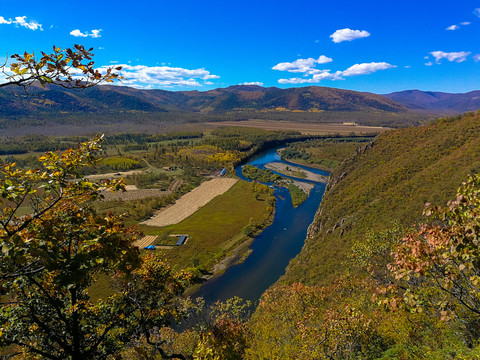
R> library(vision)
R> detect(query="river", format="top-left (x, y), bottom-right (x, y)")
top-left (194, 147), bottom-right (328, 304)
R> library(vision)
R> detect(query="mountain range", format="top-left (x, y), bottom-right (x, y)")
top-left (1, 84), bottom-right (479, 125)
top-left (0, 84), bottom-right (406, 116)
top-left (383, 89), bottom-right (480, 112)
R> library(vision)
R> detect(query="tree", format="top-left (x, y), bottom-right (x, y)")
top-left (193, 297), bottom-right (252, 360)
top-left (0, 44), bottom-right (122, 91)
top-left (0, 137), bottom-right (196, 359)
top-left (383, 174), bottom-right (480, 342)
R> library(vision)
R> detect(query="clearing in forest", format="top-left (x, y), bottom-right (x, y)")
top-left (141, 178), bottom-right (238, 227)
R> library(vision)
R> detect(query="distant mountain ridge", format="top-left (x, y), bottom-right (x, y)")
top-left (0, 84), bottom-right (406, 117)
top-left (2, 84), bottom-right (479, 128)
top-left (383, 89), bottom-right (480, 112)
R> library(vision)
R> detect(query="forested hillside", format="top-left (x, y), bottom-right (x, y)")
top-left (0, 84), bottom-right (405, 115)
top-left (283, 110), bottom-right (480, 286)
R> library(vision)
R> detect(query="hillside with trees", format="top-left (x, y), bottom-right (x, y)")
top-left (283, 110), bottom-right (480, 286)
top-left (242, 110), bottom-right (480, 358)
top-left (0, 84), bottom-right (405, 116)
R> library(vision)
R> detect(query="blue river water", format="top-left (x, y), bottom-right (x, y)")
top-left (194, 147), bottom-right (328, 304)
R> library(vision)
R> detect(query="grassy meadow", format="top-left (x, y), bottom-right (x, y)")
top-left (138, 180), bottom-right (275, 271)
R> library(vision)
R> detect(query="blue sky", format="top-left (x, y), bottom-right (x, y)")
top-left (1, 0), bottom-right (480, 93)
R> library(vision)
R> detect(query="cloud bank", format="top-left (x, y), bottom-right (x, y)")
top-left (0, 16), bottom-right (42, 30)
top-left (98, 64), bottom-right (220, 88)
top-left (278, 62), bottom-right (395, 84)
top-left (330, 28), bottom-right (370, 43)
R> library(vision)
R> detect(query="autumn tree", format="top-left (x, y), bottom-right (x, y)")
top-left (0, 137), bottom-right (196, 359)
top-left (193, 297), bottom-right (252, 360)
top-left (0, 44), bottom-right (121, 91)
top-left (382, 173), bottom-right (480, 342)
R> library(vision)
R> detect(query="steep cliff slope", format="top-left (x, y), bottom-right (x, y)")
top-left (281, 110), bottom-right (480, 286)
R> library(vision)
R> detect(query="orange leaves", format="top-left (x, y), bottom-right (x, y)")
top-left (2, 44), bottom-right (122, 91)
top-left (381, 174), bottom-right (480, 322)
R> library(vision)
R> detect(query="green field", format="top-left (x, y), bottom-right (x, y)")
top-left (138, 180), bottom-right (275, 271)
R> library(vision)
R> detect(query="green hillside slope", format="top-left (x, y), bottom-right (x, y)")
top-left (282, 110), bottom-right (480, 287)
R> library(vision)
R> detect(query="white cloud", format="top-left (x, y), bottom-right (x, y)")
top-left (430, 50), bottom-right (471, 63)
top-left (13, 16), bottom-right (42, 30)
top-left (0, 16), bottom-right (12, 24)
top-left (342, 62), bottom-right (396, 76)
top-left (330, 28), bottom-right (370, 43)
top-left (446, 25), bottom-right (459, 30)
top-left (446, 22), bottom-right (471, 30)
top-left (90, 29), bottom-right (102, 38)
top-left (70, 29), bottom-right (87, 37)
top-left (70, 29), bottom-right (102, 38)
top-left (272, 55), bottom-right (333, 74)
top-left (404, 65), bottom-right (411, 68)
top-left (273, 58), bottom-right (316, 73)
top-left (474, 54), bottom-right (480, 62)
top-left (278, 62), bottom-right (395, 84)
top-left (317, 55), bottom-right (333, 64)
top-left (97, 64), bottom-right (220, 88)
top-left (425, 62), bottom-right (433, 66)
top-left (278, 70), bottom-right (342, 84)
top-left (242, 82), bottom-right (264, 86)
top-left (474, 8), bottom-right (480, 17)
top-left (0, 16), bottom-right (42, 30)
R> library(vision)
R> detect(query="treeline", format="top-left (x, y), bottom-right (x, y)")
top-left (0, 137), bottom-right (77, 155)
top-left (103, 131), bottom-right (204, 145)
top-left (98, 157), bottom-right (143, 172)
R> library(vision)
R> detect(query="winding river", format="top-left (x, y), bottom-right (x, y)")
top-left (195, 147), bottom-right (328, 304)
